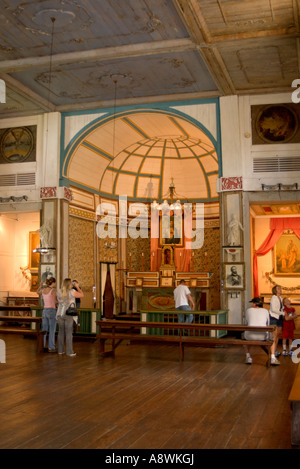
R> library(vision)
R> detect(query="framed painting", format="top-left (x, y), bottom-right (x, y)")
top-left (159, 213), bottom-right (183, 247)
top-left (30, 273), bottom-right (39, 292)
top-left (223, 263), bottom-right (245, 290)
top-left (274, 233), bottom-right (300, 276)
top-left (29, 231), bottom-right (40, 271)
top-left (41, 264), bottom-right (55, 283)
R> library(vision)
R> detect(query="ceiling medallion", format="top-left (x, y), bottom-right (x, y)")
top-left (32, 9), bottom-right (75, 28)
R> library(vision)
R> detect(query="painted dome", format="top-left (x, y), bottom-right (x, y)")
top-left (64, 110), bottom-right (219, 202)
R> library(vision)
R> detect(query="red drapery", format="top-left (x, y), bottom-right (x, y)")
top-left (253, 217), bottom-right (300, 296)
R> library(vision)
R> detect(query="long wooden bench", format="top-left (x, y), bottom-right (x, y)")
top-left (0, 315), bottom-right (45, 353)
top-left (289, 364), bottom-right (300, 446)
top-left (96, 319), bottom-right (275, 366)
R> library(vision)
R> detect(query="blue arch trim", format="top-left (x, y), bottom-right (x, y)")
top-left (60, 98), bottom-right (222, 201)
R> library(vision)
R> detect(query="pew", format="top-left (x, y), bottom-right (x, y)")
top-left (96, 319), bottom-right (275, 366)
top-left (0, 315), bottom-right (45, 353)
top-left (289, 364), bottom-right (300, 446)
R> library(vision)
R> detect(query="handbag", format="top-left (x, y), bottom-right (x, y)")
top-left (66, 302), bottom-right (79, 316)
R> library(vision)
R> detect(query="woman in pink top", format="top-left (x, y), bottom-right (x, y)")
top-left (37, 277), bottom-right (57, 352)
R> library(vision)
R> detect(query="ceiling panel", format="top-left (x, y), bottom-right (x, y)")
top-left (0, 0), bottom-right (298, 118)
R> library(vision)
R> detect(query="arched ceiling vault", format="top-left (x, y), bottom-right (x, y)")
top-left (63, 110), bottom-right (219, 203)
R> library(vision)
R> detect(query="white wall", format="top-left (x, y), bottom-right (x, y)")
top-left (0, 212), bottom-right (39, 299)
top-left (219, 92), bottom-right (300, 189)
top-left (0, 112), bottom-right (61, 202)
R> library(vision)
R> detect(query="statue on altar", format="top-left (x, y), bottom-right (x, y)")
top-left (162, 245), bottom-right (174, 266)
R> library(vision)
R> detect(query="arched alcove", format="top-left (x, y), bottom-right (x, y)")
top-left (62, 109), bottom-right (219, 203)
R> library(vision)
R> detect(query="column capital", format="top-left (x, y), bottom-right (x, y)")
top-left (218, 177), bottom-right (243, 192)
top-left (40, 186), bottom-right (73, 201)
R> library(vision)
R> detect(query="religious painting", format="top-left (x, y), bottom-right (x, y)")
top-left (159, 213), bottom-right (183, 247)
top-left (251, 104), bottom-right (300, 145)
top-left (30, 273), bottom-right (39, 292)
top-left (223, 263), bottom-right (245, 290)
top-left (273, 233), bottom-right (300, 276)
top-left (0, 126), bottom-right (37, 164)
top-left (29, 231), bottom-right (40, 271)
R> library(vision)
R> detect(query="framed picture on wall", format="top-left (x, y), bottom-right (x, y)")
top-left (273, 233), bottom-right (300, 276)
top-left (30, 273), bottom-right (39, 292)
top-left (41, 264), bottom-right (55, 283)
top-left (29, 231), bottom-right (40, 271)
top-left (159, 213), bottom-right (183, 247)
top-left (223, 263), bottom-right (245, 290)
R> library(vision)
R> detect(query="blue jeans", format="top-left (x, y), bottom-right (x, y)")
top-left (42, 308), bottom-right (57, 350)
top-left (176, 305), bottom-right (193, 324)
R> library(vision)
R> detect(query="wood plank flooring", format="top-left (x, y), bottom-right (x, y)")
top-left (0, 334), bottom-right (298, 450)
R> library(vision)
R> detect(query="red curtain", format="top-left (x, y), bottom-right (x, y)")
top-left (253, 218), bottom-right (300, 296)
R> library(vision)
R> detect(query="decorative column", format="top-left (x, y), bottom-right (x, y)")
top-left (40, 186), bottom-right (72, 286)
top-left (219, 177), bottom-right (245, 324)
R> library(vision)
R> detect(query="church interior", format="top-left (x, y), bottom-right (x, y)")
top-left (0, 0), bottom-right (300, 450)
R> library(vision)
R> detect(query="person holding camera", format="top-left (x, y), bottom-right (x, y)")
top-left (56, 278), bottom-right (83, 357)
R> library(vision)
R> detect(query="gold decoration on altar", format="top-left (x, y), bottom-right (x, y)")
top-left (265, 270), bottom-right (300, 292)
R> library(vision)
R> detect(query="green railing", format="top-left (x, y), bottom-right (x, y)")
top-left (30, 307), bottom-right (101, 335)
top-left (140, 310), bottom-right (228, 338)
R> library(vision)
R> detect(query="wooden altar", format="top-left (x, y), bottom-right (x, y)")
top-left (126, 270), bottom-right (213, 314)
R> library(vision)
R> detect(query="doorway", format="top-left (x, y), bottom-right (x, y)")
top-left (100, 262), bottom-right (116, 318)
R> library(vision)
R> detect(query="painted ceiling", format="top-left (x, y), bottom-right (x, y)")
top-left (0, 0), bottom-right (298, 119)
top-left (63, 110), bottom-right (219, 202)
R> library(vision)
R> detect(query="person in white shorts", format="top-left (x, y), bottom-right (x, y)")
top-left (244, 297), bottom-right (271, 365)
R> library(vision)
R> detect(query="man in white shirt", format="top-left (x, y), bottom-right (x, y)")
top-left (244, 297), bottom-right (270, 365)
top-left (173, 279), bottom-right (195, 324)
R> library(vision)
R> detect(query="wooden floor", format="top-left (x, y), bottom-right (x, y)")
top-left (0, 333), bottom-right (299, 450)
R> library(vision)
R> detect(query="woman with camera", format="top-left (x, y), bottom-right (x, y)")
top-left (56, 278), bottom-right (83, 357)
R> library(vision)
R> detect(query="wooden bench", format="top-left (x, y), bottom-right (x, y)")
top-left (0, 305), bottom-right (32, 315)
top-left (289, 364), bottom-right (300, 446)
top-left (0, 315), bottom-right (45, 353)
top-left (96, 319), bottom-right (275, 366)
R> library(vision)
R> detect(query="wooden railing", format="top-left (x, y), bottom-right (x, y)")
top-left (30, 306), bottom-right (101, 335)
top-left (140, 310), bottom-right (228, 337)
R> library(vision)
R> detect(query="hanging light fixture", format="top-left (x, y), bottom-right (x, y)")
top-left (151, 178), bottom-right (187, 211)
top-left (33, 18), bottom-right (56, 257)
